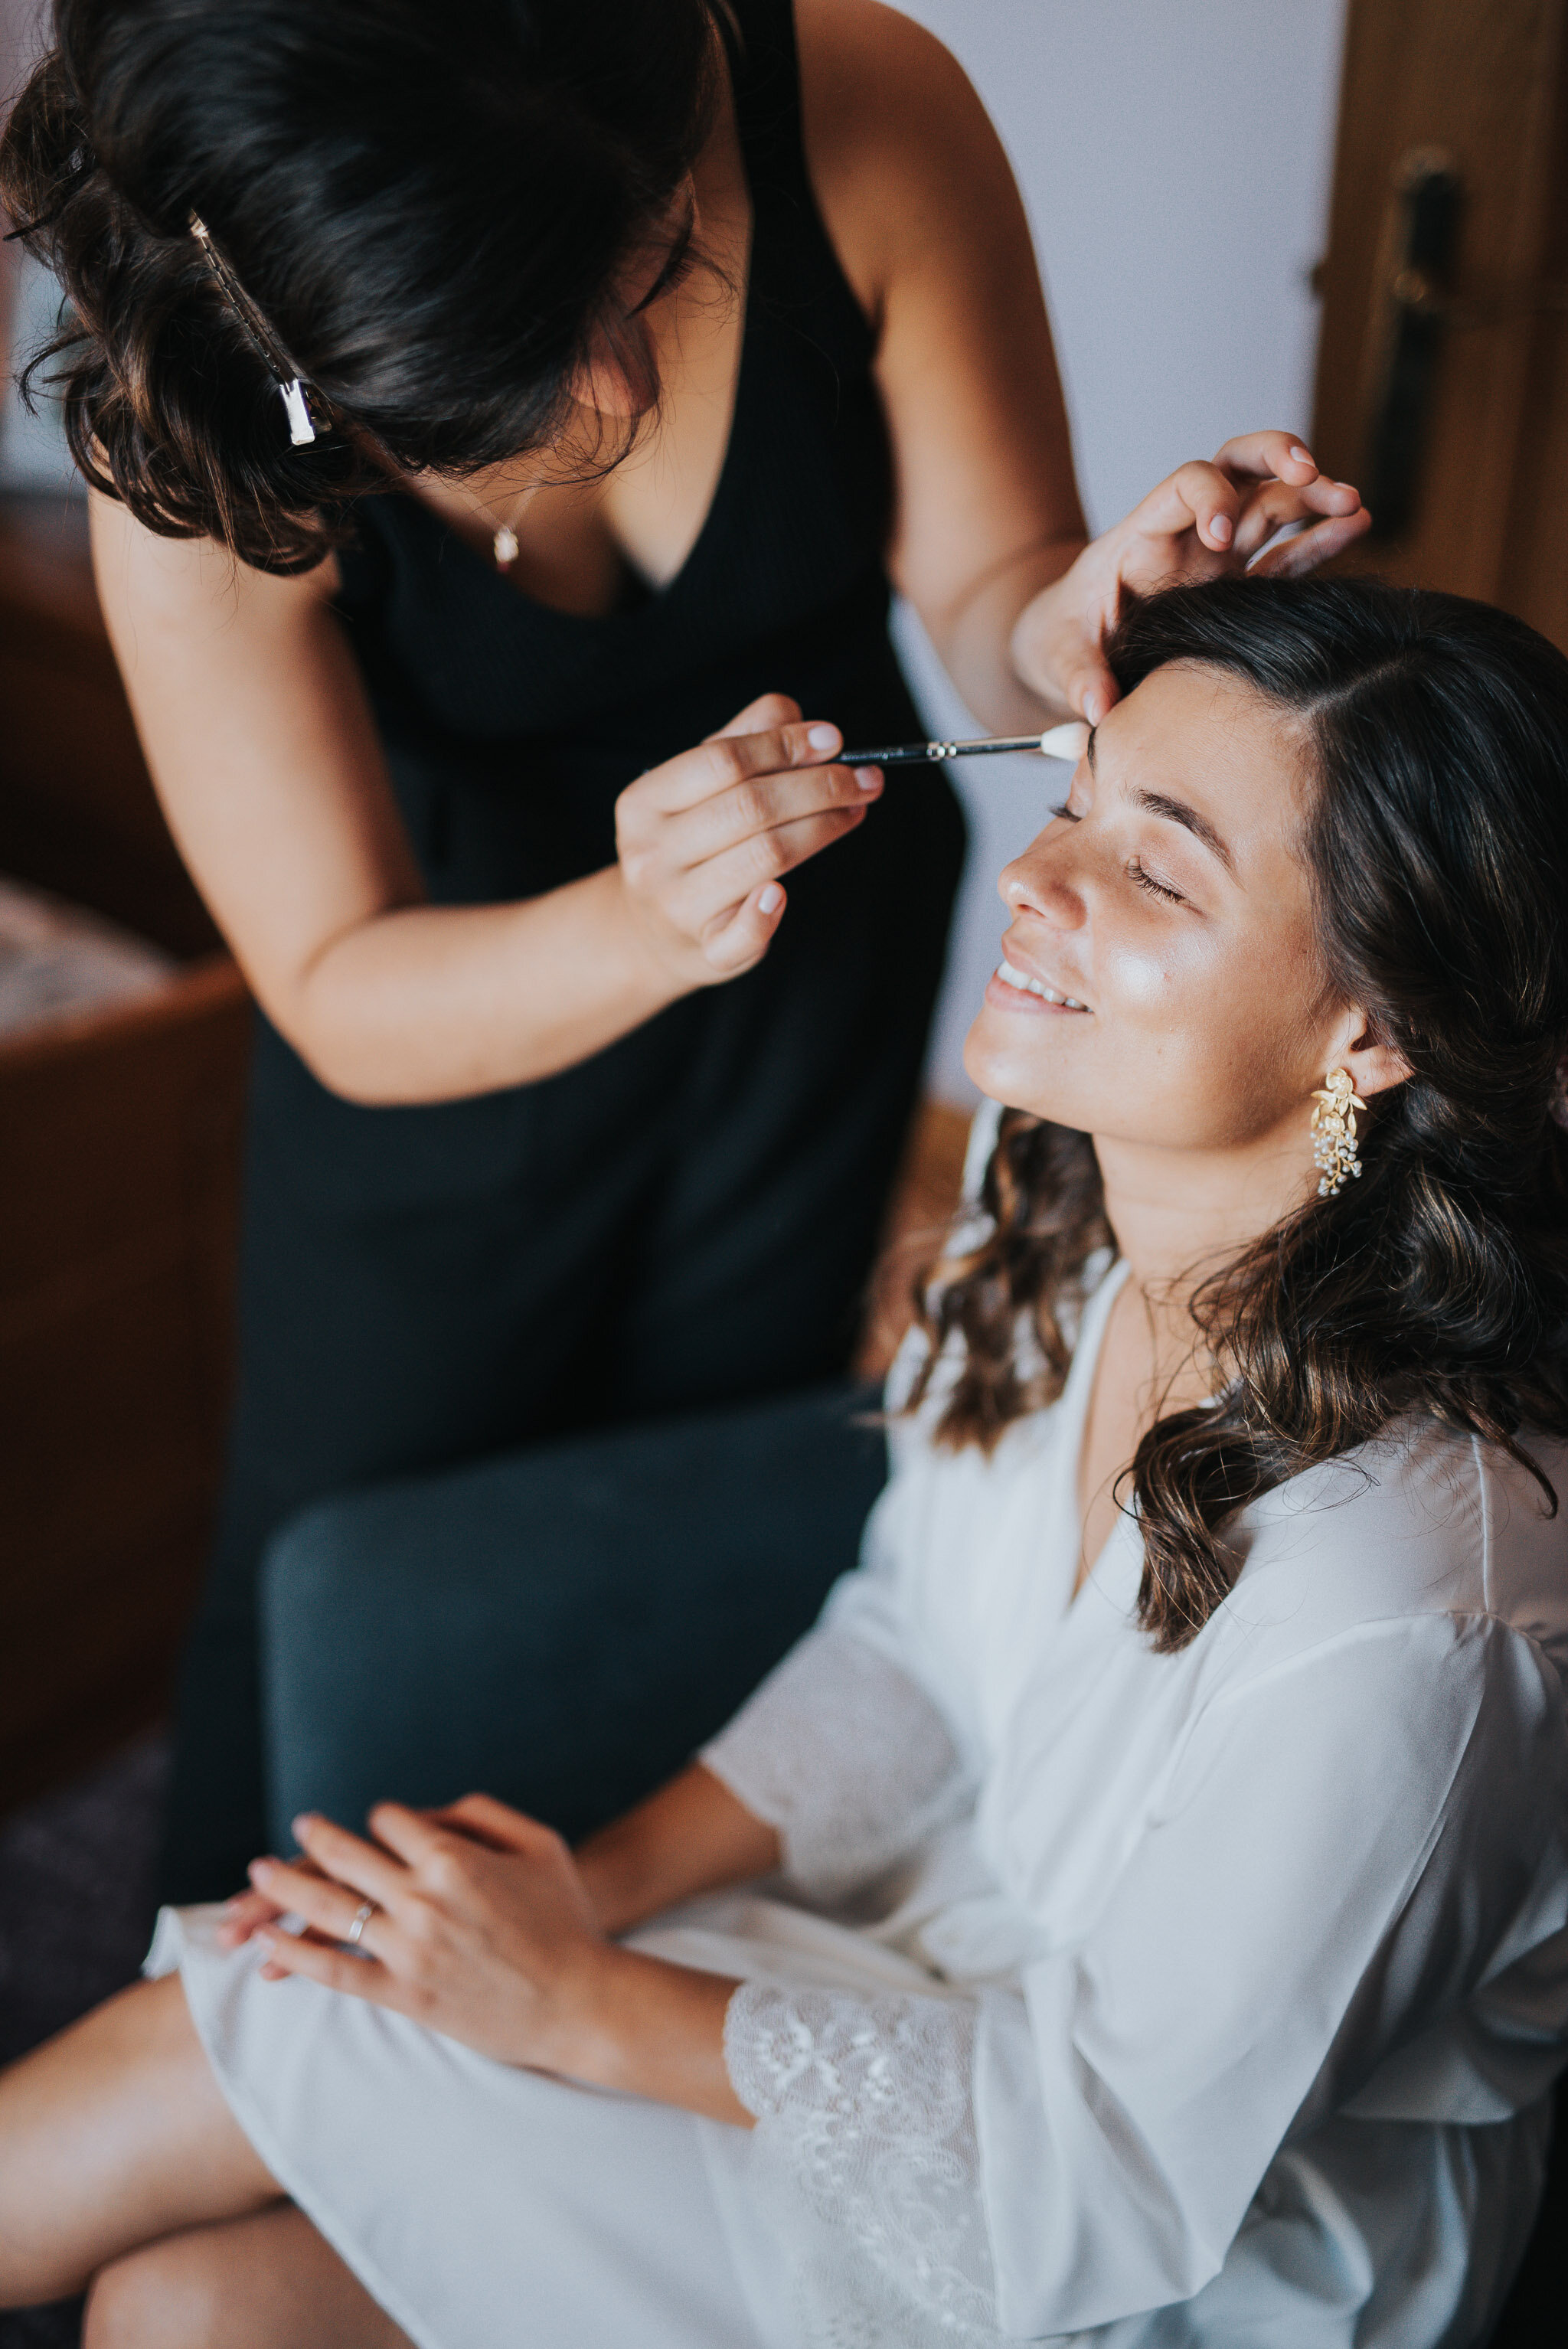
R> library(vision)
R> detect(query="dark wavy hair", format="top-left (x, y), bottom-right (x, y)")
top-left (0, 0), bottom-right (719, 570)
top-left (908, 575), bottom-right (1568, 1650)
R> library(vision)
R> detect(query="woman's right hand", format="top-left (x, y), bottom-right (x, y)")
top-left (216, 1880), bottom-right (299, 1949)
top-left (91, 495), bottom-right (882, 1098)
top-left (219, 1760), bottom-right (780, 1952)
top-left (614, 691), bottom-right (883, 984)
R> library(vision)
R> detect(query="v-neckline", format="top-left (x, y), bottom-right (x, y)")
top-left (1056, 1257), bottom-right (1135, 1616)
top-left (400, 25), bottom-right (759, 632)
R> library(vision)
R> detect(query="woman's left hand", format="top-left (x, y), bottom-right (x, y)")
top-left (249, 1795), bottom-right (610, 2073)
top-left (1011, 431), bottom-right (1371, 724)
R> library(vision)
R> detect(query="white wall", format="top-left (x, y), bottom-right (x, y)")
top-left (892, 0), bottom-right (1348, 1100)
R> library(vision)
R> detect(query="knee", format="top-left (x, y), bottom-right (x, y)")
top-left (84, 2237), bottom-right (225, 2349)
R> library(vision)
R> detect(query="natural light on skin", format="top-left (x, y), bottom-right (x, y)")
top-left (569, 175), bottom-right (707, 413)
top-left (413, 173), bottom-right (707, 526)
top-left (963, 662), bottom-right (1411, 1256)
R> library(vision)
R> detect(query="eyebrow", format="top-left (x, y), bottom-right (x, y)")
top-left (1084, 725), bottom-right (1236, 872)
top-left (1132, 788), bottom-right (1236, 874)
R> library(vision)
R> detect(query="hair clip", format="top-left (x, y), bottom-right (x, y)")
top-left (188, 211), bottom-right (319, 446)
top-left (276, 380), bottom-right (317, 448)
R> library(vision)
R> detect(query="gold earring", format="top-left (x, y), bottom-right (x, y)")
top-left (1312, 1068), bottom-right (1367, 1196)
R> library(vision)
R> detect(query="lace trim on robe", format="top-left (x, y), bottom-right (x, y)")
top-left (725, 1982), bottom-right (1000, 2347)
top-left (700, 1628), bottom-right (963, 1900)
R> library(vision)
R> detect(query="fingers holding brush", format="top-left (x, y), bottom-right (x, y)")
top-left (614, 695), bottom-right (883, 985)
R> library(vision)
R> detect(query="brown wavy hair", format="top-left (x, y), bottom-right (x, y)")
top-left (0, 0), bottom-right (717, 572)
top-left (907, 576), bottom-right (1568, 1650)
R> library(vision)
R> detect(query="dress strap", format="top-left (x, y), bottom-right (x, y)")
top-left (716, 0), bottom-right (876, 368)
top-left (717, 0), bottom-right (817, 220)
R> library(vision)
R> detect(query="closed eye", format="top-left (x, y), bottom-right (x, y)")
top-left (1129, 858), bottom-right (1185, 905)
top-left (629, 209), bottom-right (699, 315)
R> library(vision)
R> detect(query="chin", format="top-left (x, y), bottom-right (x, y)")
top-left (962, 1010), bottom-right (1081, 1124)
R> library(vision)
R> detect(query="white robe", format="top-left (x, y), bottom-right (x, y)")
top-left (149, 1231), bottom-right (1568, 2348)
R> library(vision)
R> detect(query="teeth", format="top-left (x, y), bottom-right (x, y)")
top-left (997, 956), bottom-right (1086, 1010)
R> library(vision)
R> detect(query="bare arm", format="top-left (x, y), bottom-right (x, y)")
top-left (800, 0), bottom-right (1370, 727)
top-left (800, 0), bottom-right (1083, 730)
top-left (573, 1763), bottom-right (781, 1932)
top-left (91, 494), bottom-right (878, 1104)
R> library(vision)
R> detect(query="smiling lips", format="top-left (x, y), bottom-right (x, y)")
top-left (994, 955), bottom-right (1088, 1011)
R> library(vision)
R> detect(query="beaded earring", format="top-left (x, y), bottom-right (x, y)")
top-left (1312, 1068), bottom-right (1367, 1196)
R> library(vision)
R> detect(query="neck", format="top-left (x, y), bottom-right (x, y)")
top-left (1093, 1119), bottom-right (1312, 1324)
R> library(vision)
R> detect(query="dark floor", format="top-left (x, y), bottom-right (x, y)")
top-left (0, 1735), bottom-right (168, 2349)
top-left (0, 1735), bottom-right (168, 2070)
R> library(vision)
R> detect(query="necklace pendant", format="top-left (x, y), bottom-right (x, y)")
top-left (493, 524), bottom-right (519, 570)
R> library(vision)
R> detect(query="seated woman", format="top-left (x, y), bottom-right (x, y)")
top-left (4, 572), bottom-right (1568, 2348)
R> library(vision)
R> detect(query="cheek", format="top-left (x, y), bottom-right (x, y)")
top-left (1113, 920), bottom-right (1328, 1143)
top-left (961, 926), bottom-right (1188, 1116)
top-left (965, 917), bottom-right (1325, 1145)
top-left (1099, 936), bottom-right (1176, 1013)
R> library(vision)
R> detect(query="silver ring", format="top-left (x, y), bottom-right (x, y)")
top-left (345, 1900), bottom-right (377, 1947)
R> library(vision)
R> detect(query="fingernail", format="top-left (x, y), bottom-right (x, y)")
top-left (249, 1859), bottom-right (273, 1883)
top-left (290, 1815), bottom-right (312, 1839)
top-left (1082, 691), bottom-right (1107, 727)
top-left (758, 883), bottom-right (784, 914)
top-left (1209, 514), bottom-right (1233, 546)
top-left (854, 766), bottom-right (882, 791)
top-left (1289, 445), bottom-right (1315, 467)
top-left (805, 723), bottom-right (840, 752)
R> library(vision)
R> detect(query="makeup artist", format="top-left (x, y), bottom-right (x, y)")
top-left (2, 0), bottom-right (1366, 1897)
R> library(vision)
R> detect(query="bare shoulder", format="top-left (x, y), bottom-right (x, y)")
top-left (794, 0), bottom-right (983, 129)
top-left (89, 488), bottom-right (339, 642)
top-left (794, 0), bottom-right (1025, 318)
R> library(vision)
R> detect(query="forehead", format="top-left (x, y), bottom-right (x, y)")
top-left (1098, 662), bottom-right (1315, 878)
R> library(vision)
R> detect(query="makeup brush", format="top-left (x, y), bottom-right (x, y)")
top-left (840, 719), bottom-right (1089, 768)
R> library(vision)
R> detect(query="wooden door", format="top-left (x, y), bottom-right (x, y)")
top-left (1312, 0), bottom-right (1568, 647)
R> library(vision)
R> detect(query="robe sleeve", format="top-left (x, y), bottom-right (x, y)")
top-left (978, 1609), bottom-right (1568, 2334)
top-left (699, 1622), bottom-right (967, 1900)
top-left (698, 1403), bottom-right (975, 1900)
top-left (724, 1609), bottom-right (1568, 2343)
top-left (724, 1981), bottom-right (998, 2344)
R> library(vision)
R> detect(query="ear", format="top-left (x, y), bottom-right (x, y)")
top-left (566, 324), bottom-right (651, 420)
top-left (1329, 1016), bottom-right (1413, 1103)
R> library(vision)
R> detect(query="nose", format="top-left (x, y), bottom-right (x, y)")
top-left (998, 825), bottom-right (1088, 929)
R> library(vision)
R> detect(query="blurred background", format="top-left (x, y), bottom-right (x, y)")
top-left (2, 3), bottom-right (1565, 2328)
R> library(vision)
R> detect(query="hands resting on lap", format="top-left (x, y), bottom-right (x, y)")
top-left (216, 1777), bottom-right (779, 2127)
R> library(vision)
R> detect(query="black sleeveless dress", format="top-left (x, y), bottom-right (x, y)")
top-left (164, 0), bottom-right (965, 1897)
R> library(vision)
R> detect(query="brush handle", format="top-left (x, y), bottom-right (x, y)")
top-left (839, 733), bottom-right (1037, 765)
top-left (840, 720), bottom-right (1088, 767)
